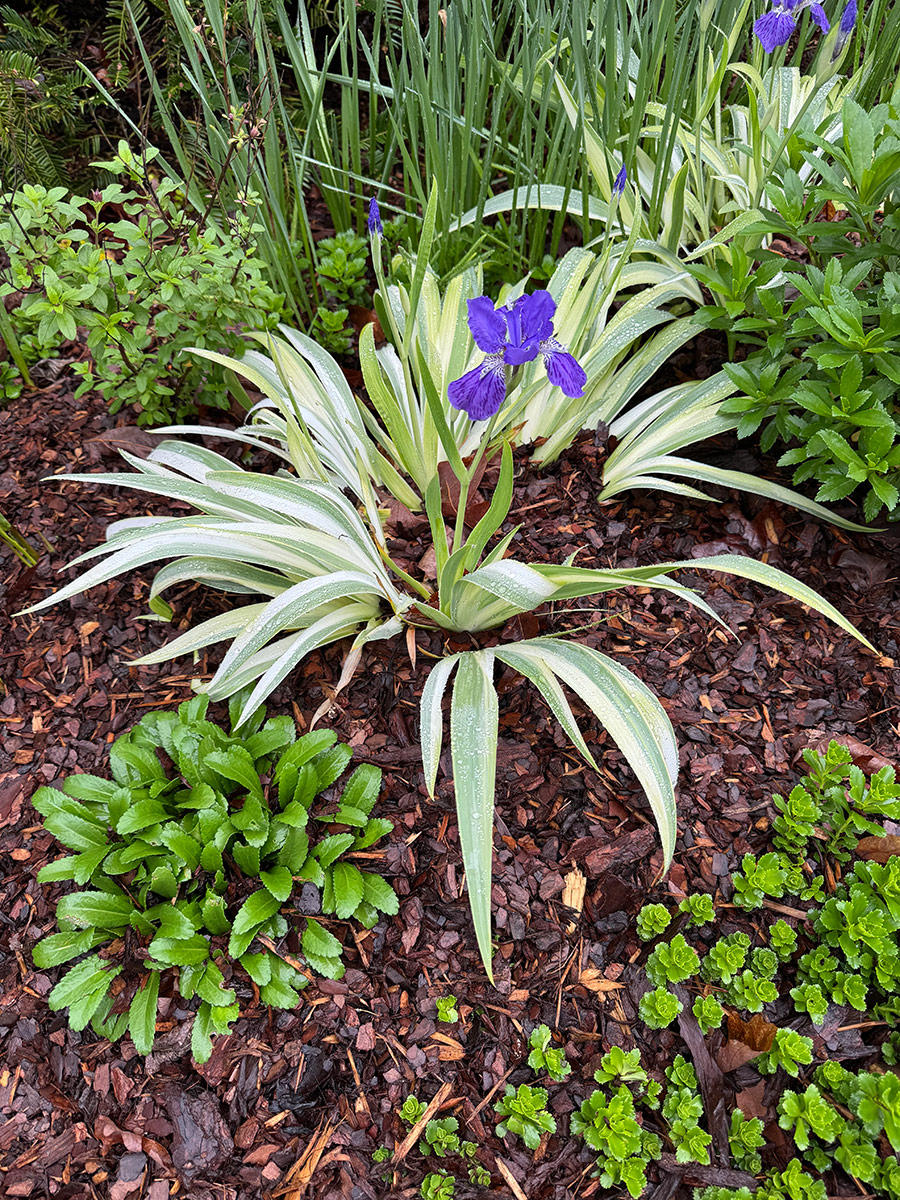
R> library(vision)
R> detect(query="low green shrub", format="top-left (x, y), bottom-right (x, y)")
top-left (0, 143), bottom-right (282, 424)
top-left (31, 694), bottom-right (396, 1062)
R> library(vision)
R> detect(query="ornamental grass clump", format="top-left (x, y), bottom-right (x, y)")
top-left (31, 694), bottom-right (396, 1062)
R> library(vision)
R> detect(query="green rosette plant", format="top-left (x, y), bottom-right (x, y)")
top-left (31, 695), bottom-right (396, 1062)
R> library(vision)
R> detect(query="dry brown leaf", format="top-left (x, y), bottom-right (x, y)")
top-left (273, 1118), bottom-right (335, 1199)
top-left (578, 969), bottom-right (624, 994)
top-left (857, 836), bottom-right (900, 863)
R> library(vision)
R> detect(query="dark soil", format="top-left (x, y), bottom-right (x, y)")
top-left (1, 376), bottom-right (899, 1200)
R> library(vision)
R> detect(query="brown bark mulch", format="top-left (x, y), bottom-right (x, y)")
top-left (1, 377), bottom-right (899, 1199)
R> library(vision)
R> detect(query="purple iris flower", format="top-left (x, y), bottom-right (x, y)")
top-left (448, 290), bottom-right (586, 421)
top-left (613, 164), bottom-right (628, 196)
top-left (754, 0), bottom-right (830, 50)
top-left (367, 197), bottom-right (383, 235)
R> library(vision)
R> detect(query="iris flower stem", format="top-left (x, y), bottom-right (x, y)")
top-left (453, 407), bottom-right (501, 553)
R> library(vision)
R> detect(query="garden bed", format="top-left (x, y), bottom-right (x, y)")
top-left (1, 374), bottom-right (899, 1199)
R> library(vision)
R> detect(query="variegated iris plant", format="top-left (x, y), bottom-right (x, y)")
top-left (27, 233), bottom-right (871, 980)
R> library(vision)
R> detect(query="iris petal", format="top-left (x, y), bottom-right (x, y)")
top-left (544, 348), bottom-right (587, 399)
top-left (839, 0), bottom-right (857, 31)
top-left (810, 2), bottom-right (829, 29)
top-left (754, 9), bottom-right (796, 50)
top-left (447, 357), bottom-right (507, 421)
top-left (517, 290), bottom-right (556, 342)
top-left (466, 297), bottom-right (507, 354)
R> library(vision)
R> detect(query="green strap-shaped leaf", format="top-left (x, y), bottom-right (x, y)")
top-left (208, 572), bottom-right (385, 695)
top-left (493, 645), bottom-right (597, 771)
top-left (512, 638), bottom-right (679, 868)
top-left (419, 654), bottom-right (461, 797)
top-left (450, 651), bottom-right (499, 981)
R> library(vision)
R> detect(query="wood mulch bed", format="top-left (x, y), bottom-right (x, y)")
top-left (1, 376), bottom-right (899, 1199)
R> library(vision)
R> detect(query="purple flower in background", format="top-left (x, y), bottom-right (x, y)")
top-left (613, 164), bottom-right (628, 196)
top-left (367, 197), bottom-right (383, 236)
top-left (835, 0), bottom-right (857, 44)
top-left (448, 291), bottom-right (586, 420)
top-left (754, 0), bottom-right (829, 50)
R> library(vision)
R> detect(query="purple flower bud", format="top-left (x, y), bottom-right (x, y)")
top-left (839, 0), bottom-right (857, 32)
top-left (613, 165), bottom-right (628, 196)
top-left (367, 197), bottom-right (383, 236)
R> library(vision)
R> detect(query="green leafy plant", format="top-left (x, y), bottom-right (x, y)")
top-left (680, 893), bottom-right (715, 926)
top-left (435, 995), bottom-right (459, 1023)
top-left (527, 1025), bottom-right (571, 1082)
top-left (0, 154), bottom-right (282, 425)
top-left (595, 1046), bottom-right (650, 1088)
top-left (772, 742), bottom-right (900, 863)
top-left (637, 903), bottom-right (672, 941)
top-left (779, 1085), bottom-right (846, 1150)
top-left (31, 694), bottom-right (396, 1062)
top-left (493, 1084), bottom-right (556, 1150)
top-left (420, 1172), bottom-right (454, 1200)
top-left (572, 1080), bottom-right (661, 1198)
top-left (421, 1118), bottom-right (461, 1158)
top-left (639, 987), bottom-right (683, 1029)
top-left (400, 1096), bottom-right (428, 1125)
top-left (757, 1028), bottom-right (814, 1078)
top-left (372, 1146), bottom-right (391, 1162)
top-left (712, 100), bottom-right (900, 521)
top-left (299, 229), bottom-right (370, 354)
top-left (692, 993), bottom-right (726, 1035)
top-left (770, 918), bottom-right (799, 961)
top-left (732, 852), bottom-right (790, 909)
top-left (703, 933), bottom-right (751, 985)
top-left (730, 1110), bottom-right (766, 1173)
top-left (646, 934), bottom-right (701, 986)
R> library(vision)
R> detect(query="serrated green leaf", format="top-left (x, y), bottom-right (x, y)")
top-left (201, 891), bottom-right (232, 936)
top-left (227, 890), bottom-right (281, 957)
top-left (56, 890), bottom-right (134, 931)
top-left (261, 865), bottom-right (294, 902)
top-left (239, 952), bottom-right (273, 986)
top-left (330, 862), bottom-right (364, 919)
top-left (147, 934), bottom-right (211, 967)
top-left (32, 929), bottom-right (105, 968)
top-left (314, 833), bottom-right (355, 868)
top-left (116, 800), bottom-right (171, 836)
top-left (302, 918), bottom-right (342, 960)
top-left (194, 961), bottom-right (237, 1008)
top-left (361, 872), bottom-right (399, 916)
top-left (203, 745), bottom-right (265, 800)
top-left (232, 841), bottom-right (261, 876)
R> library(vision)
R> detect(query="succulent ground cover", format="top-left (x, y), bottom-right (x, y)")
top-left (1, 379), bottom-right (899, 1197)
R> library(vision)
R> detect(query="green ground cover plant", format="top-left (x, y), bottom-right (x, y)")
top-left (30, 693), bottom-right (396, 1062)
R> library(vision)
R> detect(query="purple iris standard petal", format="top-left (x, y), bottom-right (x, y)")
top-left (466, 296), bottom-right (507, 354)
top-left (809, 2), bottom-right (830, 29)
top-left (367, 197), bottom-right (383, 235)
top-left (542, 344), bottom-right (587, 399)
top-left (613, 164), bottom-right (628, 195)
top-left (754, 8), bottom-right (796, 49)
top-left (502, 290), bottom-right (556, 365)
top-left (447, 356), bottom-right (507, 420)
top-left (839, 0), bottom-right (857, 31)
